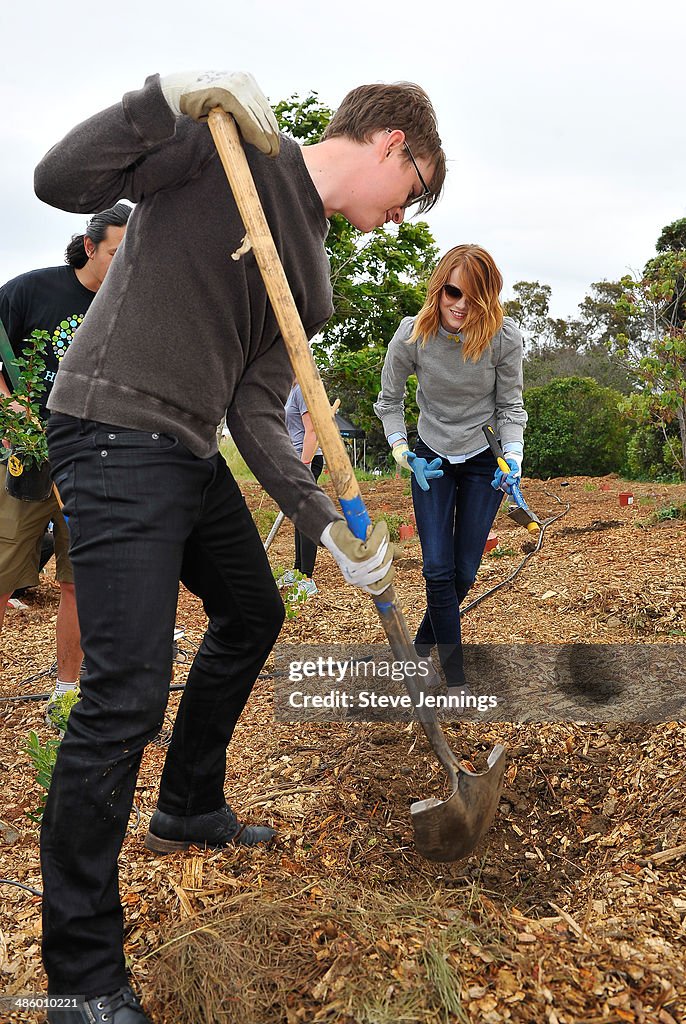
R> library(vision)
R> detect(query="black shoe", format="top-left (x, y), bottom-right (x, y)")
top-left (48, 986), bottom-right (150, 1023)
top-left (144, 802), bottom-right (276, 854)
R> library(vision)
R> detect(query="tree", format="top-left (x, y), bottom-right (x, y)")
top-left (615, 248), bottom-right (686, 480)
top-left (505, 279), bottom-right (634, 392)
top-left (522, 341), bottom-right (633, 393)
top-left (503, 281), bottom-right (553, 348)
top-left (623, 400), bottom-right (681, 481)
top-left (656, 217), bottom-right (686, 254)
top-left (322, 218), bottom-right (439, 355)
top-left (577, 280), bottom-right (647, 351)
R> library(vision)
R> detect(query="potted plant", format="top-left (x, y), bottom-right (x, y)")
top-left (0, 329), bottom-right (52, 501)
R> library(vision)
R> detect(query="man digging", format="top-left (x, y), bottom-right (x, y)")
top-left (34, 70), bottom-right (445, 1023)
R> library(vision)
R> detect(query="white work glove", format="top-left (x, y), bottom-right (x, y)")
top-left (160, 70), bottom-right (280, 156)
top-left (320, 520), bottom-right (394, 596)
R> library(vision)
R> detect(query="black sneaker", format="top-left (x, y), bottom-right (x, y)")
top-left (48, 985), bottom-right (150, 1023)
top-left (144, 802), bottom-right (276, 854)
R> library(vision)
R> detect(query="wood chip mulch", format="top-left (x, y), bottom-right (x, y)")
top-left (1, 473), bottom-right (684, 1023)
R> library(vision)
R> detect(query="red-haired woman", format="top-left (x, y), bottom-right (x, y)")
top-left (374, 244), bottom-right (527, 690)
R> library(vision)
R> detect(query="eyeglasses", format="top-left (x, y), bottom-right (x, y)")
top-left (442, 284), bottom-right (465, 301)
top-left (386, 129), bottom-right (433, 210)
top-left (402, 140), bottom-right (432, 210)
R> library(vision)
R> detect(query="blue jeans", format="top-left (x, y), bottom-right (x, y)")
top-left (411, 439), bottom-right (503, 686)
top-left (41, 415), bottom-right (285, 997)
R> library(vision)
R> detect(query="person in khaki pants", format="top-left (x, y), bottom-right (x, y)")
top-left (0, 203), bottom-right (130, 713)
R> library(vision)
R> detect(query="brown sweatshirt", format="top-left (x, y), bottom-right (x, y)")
top-left (37, 74), bottom-right (340, 542)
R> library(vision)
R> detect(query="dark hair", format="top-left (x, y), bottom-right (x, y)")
top-left (65, 202), bottom-right (132, 268)
top-left (321, 82), bottom-right (446, 213)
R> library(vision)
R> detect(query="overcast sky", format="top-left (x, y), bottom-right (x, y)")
top-left (1, 0), bottom-right (683, 322)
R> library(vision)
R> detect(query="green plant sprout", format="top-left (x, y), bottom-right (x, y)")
top-left (0, 329), bottom-right (50, 469)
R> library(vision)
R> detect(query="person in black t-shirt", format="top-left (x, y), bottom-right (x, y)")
top-left (0, 204), bottom-right (131, 706)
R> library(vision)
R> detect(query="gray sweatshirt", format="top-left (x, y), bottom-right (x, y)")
top-left (36, 74), bottom-right (340, 543)
top-left (374, 316), bottom-right (527, 455)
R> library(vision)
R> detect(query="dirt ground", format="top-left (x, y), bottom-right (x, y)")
top-left (1, 472), bottom-right (685, 1023)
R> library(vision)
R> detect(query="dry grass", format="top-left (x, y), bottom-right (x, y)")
top-left (2, 473), bottom-right (686, 1023)
top-left (145, 881), bottom-right (502, 1024)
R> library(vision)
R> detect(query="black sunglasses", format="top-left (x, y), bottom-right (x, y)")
top-left (442, 284), bottom-right (464, 300)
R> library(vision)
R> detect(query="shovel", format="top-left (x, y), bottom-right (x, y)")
top-left (482, 425), bottom-right (541, 533)
top-left (208, 109), bottom-right (505, 861)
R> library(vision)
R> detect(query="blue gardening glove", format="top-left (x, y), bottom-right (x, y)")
top-left (491, 452), bottom-right (522, 495)
top-left (406, 451), bottom-right (444, 491)
top-left (392, 441), bottom-right (443, 491)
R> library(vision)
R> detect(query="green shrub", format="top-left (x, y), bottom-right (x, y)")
top-left (24, 732), bottom-right (61, 823)
top-left (375, 512), bottom-right (405, 542)
top-left (624, 423), bottom-right (681, 482)
top-left (0, 330), bottom-right (50, 469)
top-left (524, 377), bottom-right (628, 478)
top-left (487, 544), bottom-right (517, 558)
top-left (652, 503), bottom-right (686, 523)
top-left (46, 688), bottom-right (81, 734)
top-left (24, 689), bottom-right (81, 822)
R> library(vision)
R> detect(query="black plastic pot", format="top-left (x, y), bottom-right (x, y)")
top-left (4, 453), bottom-right (53, 502)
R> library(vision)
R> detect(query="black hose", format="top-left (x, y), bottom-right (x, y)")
top-left (0, 878), bottom-right (43, 897)
top-left (461, 491), bottom-right (570, 615)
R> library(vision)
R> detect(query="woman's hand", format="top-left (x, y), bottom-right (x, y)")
top-left (491, 454), bottom-right (522, 495)
top-left (405, 452), bottom-right (444, 491)
top-left (392, 441), bottom-right (443, 491)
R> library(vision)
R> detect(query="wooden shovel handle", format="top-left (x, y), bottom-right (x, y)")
top-left (207, 109), bottom-right (368, 534)
top-left (207, 109), bottom-right (462, 777)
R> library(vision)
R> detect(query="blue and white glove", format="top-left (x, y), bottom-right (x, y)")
top-left (406, 451), bottom-right (444, 491)
top-left (392, 441), bottom-right (443, 492)
top-left (491, 444), bottom-right (523, 495)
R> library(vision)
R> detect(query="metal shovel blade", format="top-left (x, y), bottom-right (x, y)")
top-left (506, 502), bottom-right (541, 533)
top-left (410, 744), bottom-right (507, 861)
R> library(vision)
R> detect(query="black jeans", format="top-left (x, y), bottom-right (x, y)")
top-left (411, 440), bottom-right (503, 686)
top-left (293, 454), bottom-right (324, 577)
top-left (41, 415), bottom-right (284, 997)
